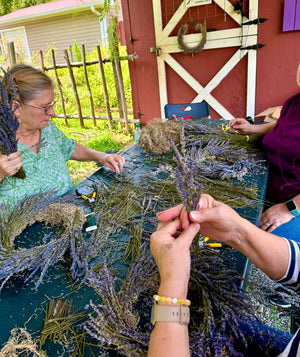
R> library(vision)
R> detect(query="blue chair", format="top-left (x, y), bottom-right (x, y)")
top-left (164, 102), bottom-right (211, 119)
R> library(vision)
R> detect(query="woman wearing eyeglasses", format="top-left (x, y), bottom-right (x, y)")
top-left (0, 64), bottom-right (125, 209)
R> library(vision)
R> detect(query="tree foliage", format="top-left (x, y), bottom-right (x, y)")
top-left (0, 0), bottom-right (55, 16)
top-left (0, 0), bottom-right (114, 17)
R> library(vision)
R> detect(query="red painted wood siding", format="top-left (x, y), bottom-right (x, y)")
top-left (121, 1), bottom-right (300, 124)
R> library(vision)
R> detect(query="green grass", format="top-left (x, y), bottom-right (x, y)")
top-left (53, 118), bottom-right (135, 186)
top-left (38, 45), bottom-right (133, 116)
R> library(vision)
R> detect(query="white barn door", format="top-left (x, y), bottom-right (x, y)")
top-left (152, 0), bottom-right (259, 119)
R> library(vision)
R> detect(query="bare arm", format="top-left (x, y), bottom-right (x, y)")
top-left (158, 195), bottom-right (290, 281)
top-left (206, 214), bottom-right (290, 280)
top-left (229, 118), bottom-right (276, 136)
top-left (70, 142), bottom-right (125, 173)
top-left (149, 323), bottom-right (190, 357)
top-left (148, 220), bottom-right (200, 357)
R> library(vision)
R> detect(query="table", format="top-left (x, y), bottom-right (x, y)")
top-left (0, 119), bottom-right (269, 356)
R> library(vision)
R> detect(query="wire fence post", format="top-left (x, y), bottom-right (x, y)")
top-left (64, 49), bottom-right (84, 128)
top-left (97, 45), bottom-right (114, 131)
top-left (114, 57), bottom-right (130, 134)
top-left (81, 44), bottom-right (96, 127)
top-left (51, 49), bottom-right (69, 127)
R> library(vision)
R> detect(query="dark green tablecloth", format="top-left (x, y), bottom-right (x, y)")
top-left (0, 119), bottom-right (269, 355)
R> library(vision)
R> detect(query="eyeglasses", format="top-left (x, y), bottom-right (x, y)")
top-left (24, 100), bottom-right (56, 115)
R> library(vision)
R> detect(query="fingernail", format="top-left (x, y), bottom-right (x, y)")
top-left (192, 223), bottom-right (200, 230)
top-left (190, 211), bottom-right (198, 220)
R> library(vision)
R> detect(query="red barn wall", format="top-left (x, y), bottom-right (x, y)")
top-left (121, 0), bottom-right (300, 125)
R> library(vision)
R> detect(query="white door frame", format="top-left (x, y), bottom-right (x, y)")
top-left (152, 0), bottom-right (259, 119)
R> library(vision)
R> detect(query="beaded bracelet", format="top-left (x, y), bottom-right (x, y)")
top-left (153, 294), bottom-right (191, 306)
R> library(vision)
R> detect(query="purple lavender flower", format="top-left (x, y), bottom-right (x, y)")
top-left (0, 69), bottom-right (19, 155)
top-left (169, 126), bottom-right (203, 212)
top-left (82, 251), bottom-right (157, 355)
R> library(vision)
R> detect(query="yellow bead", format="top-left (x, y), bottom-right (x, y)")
top-left (166, 297), bottom-right (172, 304)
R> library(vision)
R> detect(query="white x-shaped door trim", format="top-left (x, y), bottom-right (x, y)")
top-left (152, 0), bottom-right (259, 119)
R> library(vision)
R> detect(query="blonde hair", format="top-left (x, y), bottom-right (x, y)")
top-left (8, 64), bottom-right (53, 103)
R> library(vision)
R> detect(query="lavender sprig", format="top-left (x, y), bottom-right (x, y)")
top-left (0, 69), bottom-right (19, 155)
top-left (83, 251), bottom-right (157, 356)
top-left (169, 126), bottom-right (202, 212)
top-left (0, 69), bottom-right (27, 179)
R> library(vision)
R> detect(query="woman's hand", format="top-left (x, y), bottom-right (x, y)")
top-left (156, 194), bottom-right (219, 230)
top-left (229, 118), bottom-right (253, 135)
top-left (260, 203), bottom-right (294, 233)
top-left (230, 118), bottom-right (276, 136)
top-left (100, 153), bottom-right (125, 173)
top-left (0, 152), bottom-right (22, 181)
top-left (71, 143), bottom-right (125, 173)
top-left (151, 216), bottom-right (199, 298)
top-left (157, 194), bottom-right (245, 246)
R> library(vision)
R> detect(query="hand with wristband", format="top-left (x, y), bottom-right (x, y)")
top-left (149, 193), bottom-right (300, 357)
top-left (260, 195), bottom-right (300, 234)
top-left (148, 211), bottom-right (199, 357)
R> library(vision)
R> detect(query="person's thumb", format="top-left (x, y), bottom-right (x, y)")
top-left (177, 223), bottom-right (200, 246)
top-left (189, 209), bottom-right (216, 224)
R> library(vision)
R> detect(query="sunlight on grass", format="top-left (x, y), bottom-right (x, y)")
top-left (52, 118), bottom-right (135, 185)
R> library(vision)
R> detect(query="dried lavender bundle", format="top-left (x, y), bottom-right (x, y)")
top-left (0, 69), bottom-right (26, 179)
top-left (68, 228), bottom-right (96, 281)
top-left (188, 251), bottom-right (254, 355)
top-left (83, 228), bottom-right (276, 356)
top-left (0, 69), bottom-right (19, 155)
top-left (169, 125), bottom-right (203, 213)
top-left (89, 179), bottom-right (164, 267)
top-left (83, 252), bottom-right (158, 356)
top-left (0, 225), bottom-right (97, 291)
top-left (0, 69), bottom-right (48, 179)
top-left (183, 121), bottom-right (262, 153)
top-left (0, 190), bottom-right (58, 248)
top-left (148, 148), bottom-right (261, 209)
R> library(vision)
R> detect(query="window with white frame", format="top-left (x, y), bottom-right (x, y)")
top-left (1, 26), bottom-right (31, 62)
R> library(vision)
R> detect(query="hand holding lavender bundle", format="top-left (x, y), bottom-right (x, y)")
top-left (0, 69), bottom-right (26, 179)
top-left (0, 69), bottom-right (48, 179)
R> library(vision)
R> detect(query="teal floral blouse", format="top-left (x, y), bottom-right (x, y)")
top-left (0, 121), bottom-right (76, 210)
